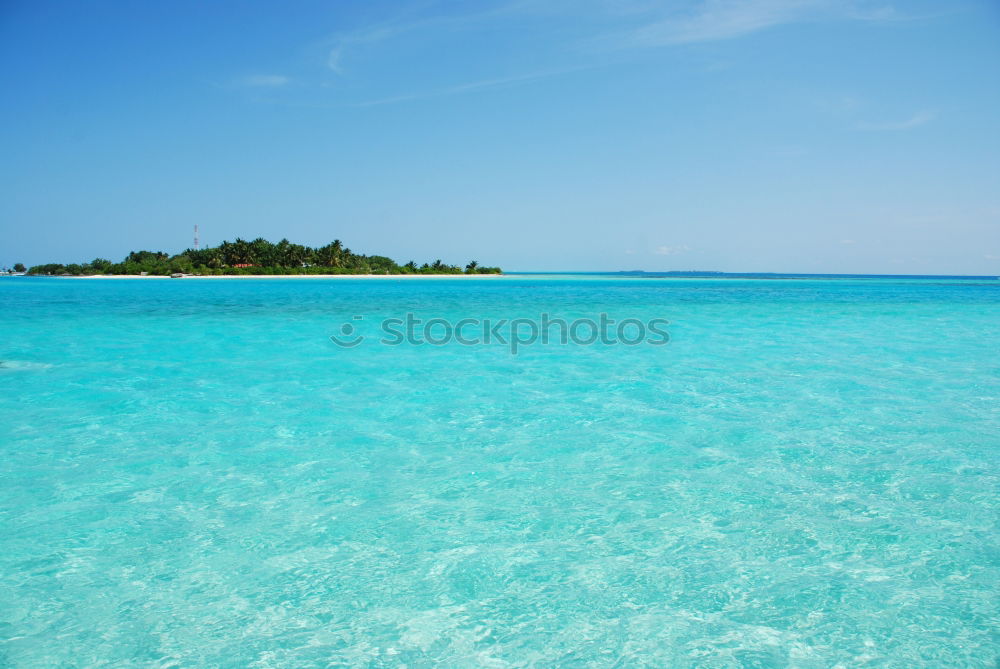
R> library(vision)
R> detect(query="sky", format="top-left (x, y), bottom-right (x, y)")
top-left (1, 0), bottom-right (999, 274)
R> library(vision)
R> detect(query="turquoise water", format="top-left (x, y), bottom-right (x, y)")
top-left (1, 276), bottom-right (998, 667)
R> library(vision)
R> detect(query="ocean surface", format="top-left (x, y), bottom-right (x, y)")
top-left (1, 275), bottom-right (998, 667)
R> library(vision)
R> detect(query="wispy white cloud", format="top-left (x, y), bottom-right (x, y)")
top-left (447, 66), bottom-right (591, 94)
top-left (326, 1), bottom-right (891, 75)
top-left (324, 5), bottom-right (515, 74)
top-left (626, 0), bottom-right (825, 46)
top-left (857, 109), bottom-right (936, 131)
top-left (246, 0), bottom-right (907, 108)
top-left (351, 66), bottom-right (590, 107)
top-left (236, 74), bottom-right (290, 88)
top-left (603, 0), bottom-right (899, 49)
top-left (813, 93), bottom-right (863, 115)
top-left (654, 244), bottom-right (691, 255)
top-left (326, 25), bottom-right (399, 73)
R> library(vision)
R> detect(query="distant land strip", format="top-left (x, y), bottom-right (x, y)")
top-left (26, 237), bottom-right (502, 276)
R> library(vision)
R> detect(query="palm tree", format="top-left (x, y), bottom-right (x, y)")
top-left (465, 260), bottom-right (478, 274)
top-left (316, 240), bottom-right (345, 267)
top-left (251, 238), bottom-right (276, 266)
top-left (229, 238), bottom-right (252, 265)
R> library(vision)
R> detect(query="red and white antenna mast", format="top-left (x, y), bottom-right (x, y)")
top-left (194, 225), bottom-right (200, 250)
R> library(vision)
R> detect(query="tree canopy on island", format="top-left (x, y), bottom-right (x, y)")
top-left (27, 238), bottom-right (502, 276)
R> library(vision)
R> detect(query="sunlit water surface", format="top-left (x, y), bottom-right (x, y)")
top-left (1, 276), bottom-right (998, 667)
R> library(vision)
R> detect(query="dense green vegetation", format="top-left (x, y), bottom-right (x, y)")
top-left (27, 238), bottom-right (501, 276)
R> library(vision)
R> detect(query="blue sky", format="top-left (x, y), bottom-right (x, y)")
top-left (2, 0), bottom-right (998, 273)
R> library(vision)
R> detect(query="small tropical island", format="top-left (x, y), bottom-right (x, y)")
top-left (26, 237), bottom-right (502, 276)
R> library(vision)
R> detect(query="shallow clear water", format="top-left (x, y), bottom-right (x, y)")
top-left (1, 276), bottom-right (998, 667)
